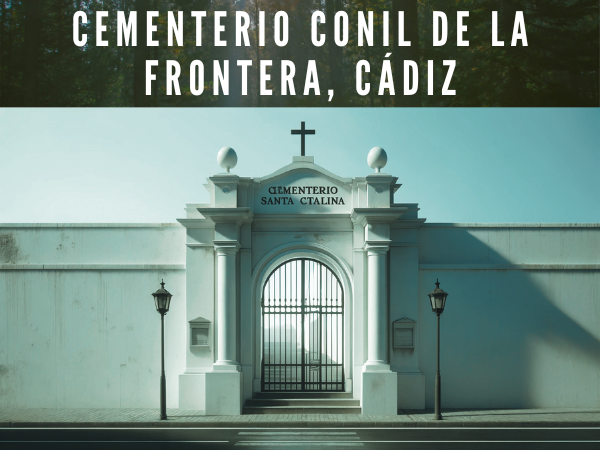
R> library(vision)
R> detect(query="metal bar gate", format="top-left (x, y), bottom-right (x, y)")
top-left (261, 258), bottom-right (344, 391)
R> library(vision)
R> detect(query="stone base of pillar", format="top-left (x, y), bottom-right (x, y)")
top-left (361, 369), bottom-right (398, 415)
top-left (363, 361), bottom-right (391, 371)
top-left (397, 372), bottom-right (425, 410)
top-left (212, 362), bottom-right (242, 372)
top-left (179, 373), bottom-right (206, 410)
top-left (205, 371), bottom-right (243, 415)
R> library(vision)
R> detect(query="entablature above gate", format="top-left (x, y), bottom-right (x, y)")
top-left (197, 155), bottom-right (407, 214)
top-left (179, 152), bottom-right (426, 238)
top-left (252, 214), bottom-right (354, 233)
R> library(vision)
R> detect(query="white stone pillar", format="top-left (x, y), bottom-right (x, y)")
top-left (351, 208), bottom-right (405, 416)
top-left (204, 241), bottom-right (242, 415)
top-left (366, 244), bottom-right (389, 367)
top-left (198, 207), bottom-right (252, 416)
top-left (214, 243), bottom-right (240, 369)
top-left (361, 240), bottom-right (397, 415)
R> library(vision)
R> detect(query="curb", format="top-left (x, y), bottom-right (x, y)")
top-left (2, 421), bottom-right (599, 428)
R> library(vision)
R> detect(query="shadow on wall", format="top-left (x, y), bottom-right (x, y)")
top-left (417, 227), bottom-right (600, 409)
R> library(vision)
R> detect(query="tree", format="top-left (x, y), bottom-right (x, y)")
top-left (392, 0), bottom-right (420, 106)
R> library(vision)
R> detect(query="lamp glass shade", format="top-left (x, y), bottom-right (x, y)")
top-left (428, 280), bottom-right (448, 314)
top-left (428, 294), bottom-right (436, 311)
top-left (152, 281), bottom-right (173, 314)
top-left (436, 295), bottom-right (444, 310)
top-left (156, 294), bottom-right (171, 312)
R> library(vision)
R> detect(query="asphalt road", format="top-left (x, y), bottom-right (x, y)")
top-left (1, 427), bottom-right (599, 449)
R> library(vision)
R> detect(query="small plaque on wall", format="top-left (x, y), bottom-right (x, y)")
top-left (192, 327), bottom-right (209, 346)
top-left (395, 328), bottom-right (413, 347)
top-left (189, 316), bottom-right (211, 349)
top-left (393, 318), bottom-right (416, 349)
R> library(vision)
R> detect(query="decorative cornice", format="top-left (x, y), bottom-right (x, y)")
top-left (0, 264), bottom-right (185, 271)
top-left (209, 173), bottom-right (240, 182)
top-left (252, 230), bottom-right (353, 235)
top-left (421, 223), bottom-right (600, 229)
top-left (394, 317), bottom-right (416, 323)
top-left (196, 207), bottom-right (253, 225)
top-left (419, 263), bottom-right (600, 270)
top-left (0, 223), bottom-right (182, 229)
top-left (253, 213), bottom-right (352, 222)
top-left (364, 240), bottom-right (392, 253)
top-left (252, 214), bottom-right (353, 232)
top-left (365, 173), bottom-right (399, 185)
top-left (213, 240), bottom-right (242, 253)
top-left (252, 162), bottom-right (353, 187)
top-left (189, 316), bottom-right (210, 323)
top-left (351, 208), bottom-right (406, 226)
top-left (177, 219), bottom-right (213, 229)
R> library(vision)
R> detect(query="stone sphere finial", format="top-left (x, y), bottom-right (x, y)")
top-left (367, 147), bottom-right (387, 173)
top-left (217, 147), bottom-right (237, 173)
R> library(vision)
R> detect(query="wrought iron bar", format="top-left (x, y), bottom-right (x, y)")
top-left (261, 258), bottom-right (344, 392)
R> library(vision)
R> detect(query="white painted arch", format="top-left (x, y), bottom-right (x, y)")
top-left (250, 241), bottom-right (354, 393)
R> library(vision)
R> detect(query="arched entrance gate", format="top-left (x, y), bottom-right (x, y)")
top-left (261, 258), bottom-right (344, 391)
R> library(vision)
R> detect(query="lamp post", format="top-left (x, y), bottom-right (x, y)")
top-left (152, 279), bottom-right (173, 420)
top-left (428, 279), bottom-right (448, 420)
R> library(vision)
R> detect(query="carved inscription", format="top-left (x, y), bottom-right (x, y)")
top-left (192, 328), bottom-right (209, 346)
top-left (394, 328), bottom-right (413, 347)
top-left (261, 185), bottom-right (345, 206)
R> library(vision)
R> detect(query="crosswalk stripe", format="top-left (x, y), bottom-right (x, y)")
top-left (236, 444), bottom-right (364, 447)
top-left (0, 441), bottom-right (228, 443)
top-left (239, 432), bottom-right (357, 436)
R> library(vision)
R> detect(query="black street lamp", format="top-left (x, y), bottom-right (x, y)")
top-left (428, 279), bottom-right (448, 420)
top-left (152, 279), bottom-right (173, 420)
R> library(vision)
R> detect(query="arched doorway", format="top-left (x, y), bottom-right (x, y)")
top-left (261, 258), bottom-right (344, 392)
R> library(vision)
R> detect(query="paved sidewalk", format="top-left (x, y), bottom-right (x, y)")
top-left (1, 408), bottom-right (599, 428)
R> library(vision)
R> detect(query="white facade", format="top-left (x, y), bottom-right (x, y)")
top-left (0, 224), bottom-right (186, 408)
top-left (1, 155), bottom-right (599, 412)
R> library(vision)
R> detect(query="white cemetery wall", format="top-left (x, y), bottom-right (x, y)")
top-left (389, 226), bottom-right (422, 409)
top-left (417, 224), bottom-right (600, 408)
top-left (0, 224), bottom-right (186, 408)
top-left (3, 219), bottom-right (599, 410)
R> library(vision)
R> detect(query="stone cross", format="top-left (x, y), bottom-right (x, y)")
top-left (291, 121), bottom-right (315, 157)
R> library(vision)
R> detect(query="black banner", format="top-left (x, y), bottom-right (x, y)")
top-left (1, 0), bottom-right (598, 107)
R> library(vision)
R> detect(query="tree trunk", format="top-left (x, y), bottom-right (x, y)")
top-left (361, 0), bottom-right (374, 106)
top-left (0, 0), bottom-right (5, 105)
top-left (252, 0), bottom-right (261, 106)
top-left (5, 0), bottom-right (13, 105)
top-left (326, 0), bottom-right (343, 105)
top-left (501, 0), bottom-right (526, 106)
top-left (24, 0), bottom-right (42, 106)
top-left (223, 2), bottom-right (242, 107)
top-left (392, 0), bottom-right (421, 106)
top-left (134, 0), bottom-right (152, 106)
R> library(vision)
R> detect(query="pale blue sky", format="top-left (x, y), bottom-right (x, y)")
top-left (0, 108), bottom-right (598, 223)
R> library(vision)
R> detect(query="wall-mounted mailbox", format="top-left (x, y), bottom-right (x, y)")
top-left (393, 317), bottom-right (416, 349)
top-left (189, 316), bottom-right (211, 349)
